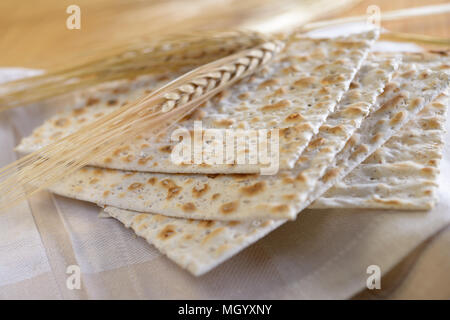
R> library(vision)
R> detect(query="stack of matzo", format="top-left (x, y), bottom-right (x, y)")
top-left (16, 31), bottom-right (450, 275)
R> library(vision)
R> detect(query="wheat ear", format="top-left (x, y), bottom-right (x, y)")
top-left (0, 41), bottom-right (284, 210)
top-left (0, 31), bottom-right (269, 112)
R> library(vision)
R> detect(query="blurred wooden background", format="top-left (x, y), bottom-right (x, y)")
top-left (0, 0), bottom-right (449, 69)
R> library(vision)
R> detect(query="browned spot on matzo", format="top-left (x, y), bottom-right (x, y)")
top-left (157, 225), bottom-right (176, 240)
top-left (343, 103), bottom-right (366, 117)
top-left (389, 111), bottom-right (406, 125)
top-left (212, 193), bottom-right (220, 200)
top-left (261, 99), bottom-right (290, 112)
top-left (271, 204), bottom-right (289, 214)
top-left (334, 41), bottom-right (365, 49)
top-left (321, 74), bottom-right (345, 85)
top-left (160, 179), bottom-right (182, 200)
top-left (182, 202), bottom-right (196, 212)
top-left (107, 99), bottom-right (118, 106)
top-left (421, 167), bottom-right (435, 175)
top-left (121, 155), bottom-right (134, 163)
top-left (159, 145), bottom-right (173, 153)
top-left (408, 97), bottom-right (424, 111)
top-left (201, 227), bottom-right (225, 244)
top-left (296, 172), bottom-right (307, 182)
top-left (370, 133), bottom-right (383, 143)
top-left (322, 168), bottom-right (340, 182)
top-left (86, 97), bottom-right (100, 106)
top-left (379, 82), bottom-right (397, 97)
top-left (192, 184), bottom-right (209, 198)
top-left (113, 146), bottom-right (130, 156)
top-left (294, 76), bottom-right (317, 88)
top-left (372, 198), bottom-right (401, 206)
top-left (349, 144), bottom-right (369, 160)
top-left (220, 201), bottom-right (238, 214)
top-left (238, 92), bottom-right (250, 100)
top-left (128, 182), bottom-right (143, 191)
top-left (133, 214), bottom-right (147, 224)
top-left (307, 137), bottom-right (325, 149)
top-left (138, 157), bottom-right (153, 165)
top-left (198, 220), bottom-right (215, 228)
top-left (54, 118), bottom-right (70, 127)
top-left (213, 119), bottom-right (234, 127)
top-left (285, 113), bottom-right (304, 122)
top-left (266, 87), bottom-right (287, 98)
top-left (72, 108), bottom-right (86, 116)
top-left (378, 93), bottom-right (407, 112)
top-left (400, 70), bottom-right (416, 78)
top-left (258, 78), bottom-right (279, 89)
top-left (240, 182), bottom-right (266, 196)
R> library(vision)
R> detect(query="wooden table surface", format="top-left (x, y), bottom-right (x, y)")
top-left (0, 0), bottom-right (448, 69)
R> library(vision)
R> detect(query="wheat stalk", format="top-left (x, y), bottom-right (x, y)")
top-left (0, 40), bottom-right (284, 210)
top-left (0, 31), bottom-right (269, 112)
top-left (302, 3), bottom-right (450, 31)
top-left (380, 32), bottom-right (450, 47)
